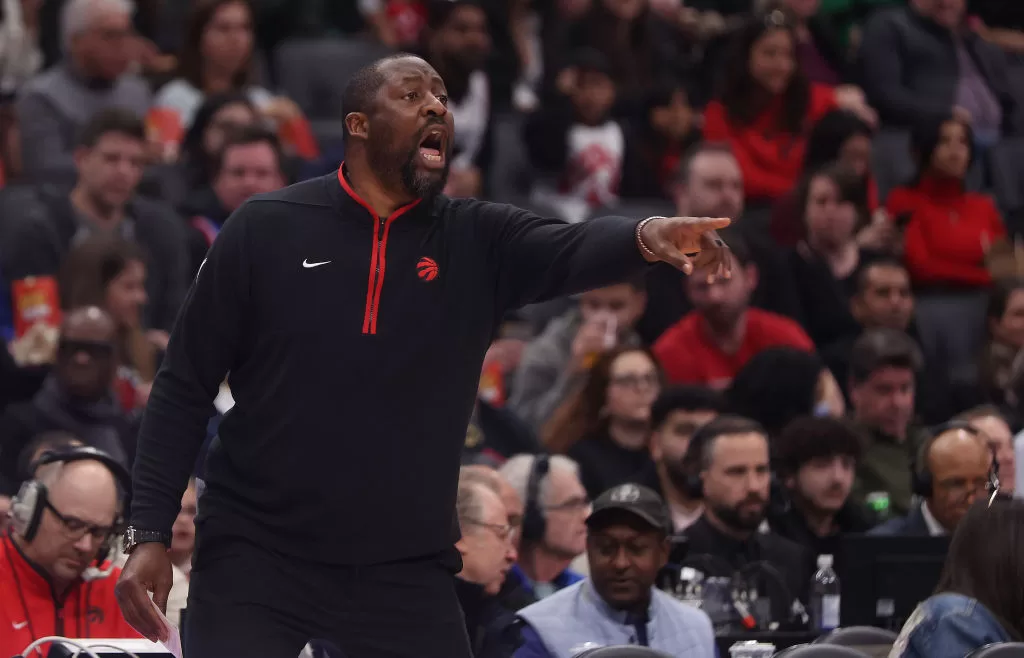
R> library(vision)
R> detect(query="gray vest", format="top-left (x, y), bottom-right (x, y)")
top-left (517, 580), bottom-right (716, 658)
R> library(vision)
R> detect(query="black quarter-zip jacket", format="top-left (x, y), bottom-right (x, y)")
top-left (131, 167), bottom-right (649, 564)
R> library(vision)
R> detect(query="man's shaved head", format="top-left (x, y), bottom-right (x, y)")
top-left (341, 53), bottom-right (421, 144)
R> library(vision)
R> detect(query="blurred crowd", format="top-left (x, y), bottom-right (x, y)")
top-left (1, 0), bottom-right (1024, 655)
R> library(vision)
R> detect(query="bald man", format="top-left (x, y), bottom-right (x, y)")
top-left (1, 450), bottom-right (139, 656)
top-left (871, 425), bottom-right (993, 536)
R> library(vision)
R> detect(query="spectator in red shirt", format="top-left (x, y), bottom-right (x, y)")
top-left (702, 9), bottom-right (875, 205)
top-left (653, 237), bottom-right (814, 388)
top-left (885, 115), bottom-right (1006, 377)
top-left (0, 449), bottom-right (140, 657)
top-left (886, 116), bottom-right (1006, 289)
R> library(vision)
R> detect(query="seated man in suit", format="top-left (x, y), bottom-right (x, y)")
top-left (871, 422), bottom-right (994, 537)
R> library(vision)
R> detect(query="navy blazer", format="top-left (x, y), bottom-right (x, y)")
top-left (868, 503), bottom-right (934, 537)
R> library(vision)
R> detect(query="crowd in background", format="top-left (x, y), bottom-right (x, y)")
top-left (1, 0), bottom-right (1024, 655)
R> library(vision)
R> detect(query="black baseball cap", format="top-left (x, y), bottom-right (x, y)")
top-left (586, 484), bottom-right (672, 534)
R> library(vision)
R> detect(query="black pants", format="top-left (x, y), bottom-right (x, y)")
top-left (182, 535), bottom-right (472, 658)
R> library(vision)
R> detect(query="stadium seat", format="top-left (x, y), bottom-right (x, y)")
top-left (573, 647), bottom-right (673, 658)
top-left (814, 626), bottom-right (898, 647)
top-left (273, 37), bottom-right (394, 119)
top-left (777, 646), bottom-right (870, 657)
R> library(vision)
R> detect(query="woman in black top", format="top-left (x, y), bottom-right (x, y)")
top-left (543, 346), bottom-right (661, 499)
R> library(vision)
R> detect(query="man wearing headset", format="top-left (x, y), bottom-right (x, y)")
top-left (0, 446), bottom-right (139, 656)
top-left (498, 454), bottom-right (589, 607)
top-left (677, 415), bottom-right (811, 627)
top-left (870, 422), bottom-right (995, 537)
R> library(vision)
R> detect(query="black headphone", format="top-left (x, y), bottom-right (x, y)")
top-left (521, 454), bottom-right (550, 543)
top-left (911, 420), bottom-right (999, 497)
top-left (9, 446), bottom-right (132, 567)
top-left (681, 422), bottom-right (721, 500)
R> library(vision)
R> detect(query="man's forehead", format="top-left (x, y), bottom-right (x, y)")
top-left (711, 433), bottom-right (767, 462)
top-left (380, 57), bottom-right (444, 86)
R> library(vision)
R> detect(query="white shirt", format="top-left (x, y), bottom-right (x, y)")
top-left (920, 501), bottom-right (948, 536)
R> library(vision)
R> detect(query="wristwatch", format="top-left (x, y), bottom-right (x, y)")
top-left (122, 526), bottom-right (172, 554)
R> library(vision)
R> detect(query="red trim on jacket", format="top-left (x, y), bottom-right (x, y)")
top-left (336, 165), bottom-right (422, 334)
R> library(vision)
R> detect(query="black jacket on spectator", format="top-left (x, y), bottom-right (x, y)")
top-left (454, 577), bottom-right (522, 658)
top-left (0, 376), bottom-right (139, 495)
top-left (681, 516), bottom-right (813, 608)
top-left (860, 6), bottom-right (1020, 132)
top-left (0, 187), bottom-right (189, 332)
top-left (567, 430), bottom-right (656, 501)
top-left (867, 503), bottom-right (932, 537)
top-left (768, 501), bottom-right (874, 565)
top-left (179, 186), bottom-right (232, 278)
top-left (130, 168), bottom-right (650, 565)
top-left (787, 247), bottom-right (870, 347)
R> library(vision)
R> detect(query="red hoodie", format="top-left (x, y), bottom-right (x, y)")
top-left (703, 84), bottom-right (838, 202)
top-left (0, 535), bottom-right (141, 657)
top-left (886, 176), bottom-right (1005, 287)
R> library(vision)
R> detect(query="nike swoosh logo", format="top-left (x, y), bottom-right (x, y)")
top-left (303, 259), bottom-right (331, 269)
top-left (13, 621), bottom-right (27, 630)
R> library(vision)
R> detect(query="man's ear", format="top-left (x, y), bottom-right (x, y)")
top-left (344, 112), bottom-right (369, 141)
top-left (73, 146), bottom-right (89, 171)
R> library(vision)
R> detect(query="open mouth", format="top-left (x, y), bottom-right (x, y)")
top-left (418, 128), bottom-right (446, 167)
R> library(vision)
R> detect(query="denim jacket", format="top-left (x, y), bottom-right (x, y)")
top-left (890, 593), bottom-right (1013, 658)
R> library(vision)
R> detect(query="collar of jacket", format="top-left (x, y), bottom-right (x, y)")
top-left (580, 579), bottom-right (653, 626)
top-left (334, 163), bottom-right (438, 228)
top-left (2, 532), bottom-right (76, 603)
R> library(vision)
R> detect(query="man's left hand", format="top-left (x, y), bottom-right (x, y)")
top-left (638, 216), bottom-right (733, 280)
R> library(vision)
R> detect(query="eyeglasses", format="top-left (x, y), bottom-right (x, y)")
top-left (609, 373), bottom-right (659, 390)
top-left (44, 500), bottom-right (116, 543)
top-left (464, 519), bottom-right (517, 543)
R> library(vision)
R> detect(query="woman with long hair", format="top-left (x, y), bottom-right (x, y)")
top-left (892, 495), bottom-right (1024, 657)
top-left (703, 9), bottom-right (874, 205)
top-left (886, 115), bottom-right (1007, 377)
top-left (59, 236), bottom-right (158, 412)
top-left (771, 109), bottom-right (894, 249)
top-left (149, 0), bottom-right (318, 160)
top-left (788, 163), bottom-right (875, 344)
top-left (887, 115), bottom-right (1005, 289)
top-left (542, 346), bottom-right (661, 498)
top-left (979, 278), bottom-right (1024, 406)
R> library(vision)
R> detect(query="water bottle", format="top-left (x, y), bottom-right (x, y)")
top-left (810, 554), bottom-right (841, 632)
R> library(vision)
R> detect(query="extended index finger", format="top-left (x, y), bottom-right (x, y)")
top-left (696, 217), bottom-right (731, 230)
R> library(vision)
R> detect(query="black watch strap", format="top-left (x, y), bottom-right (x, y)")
top-left (123, 526), bottom-right (172, 553)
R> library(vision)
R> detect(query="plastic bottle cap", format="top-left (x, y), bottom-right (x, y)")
top-left (817, 554), bottom-right (834, 569)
